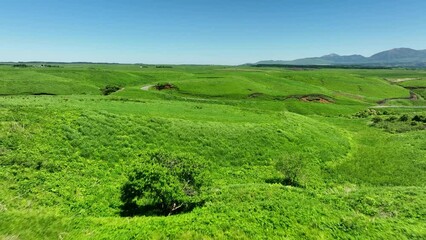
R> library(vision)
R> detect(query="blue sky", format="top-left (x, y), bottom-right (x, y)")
top-left (1, 0), bottom-right (426, 64)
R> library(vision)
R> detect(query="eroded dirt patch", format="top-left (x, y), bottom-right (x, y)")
top-left (155, 83), bottom-right (178, 90)
top-left (299, 95), bottom-right (333, 103)
top-left (274, 94), bottom-right (334, 103)
top-left (248, 92), bottom-right (264, 98)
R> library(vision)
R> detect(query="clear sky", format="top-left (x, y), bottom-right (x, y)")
top-left (1, 0), bottom-right (426, 65)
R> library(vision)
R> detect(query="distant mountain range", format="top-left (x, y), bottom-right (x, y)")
top-left (255, 48), bottom-right (426, 67)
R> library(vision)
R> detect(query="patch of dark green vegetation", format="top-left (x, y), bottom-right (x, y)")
top-left (197, 76), bottom-right (224, 79)
top-left (41, 64), bottom-right (61, 68)
top-left (354, 109), bottom-right (426, 132)
top-left (101, 85), bottom-right (121, 95)
top-left (12, 64), bottom-right (31, 68)
top-left (155, 65), bottom-right (173, 68)
top-left (32, 92), bottom-right (57, 96)
top-left (371, 114), bottom-right (426, 132)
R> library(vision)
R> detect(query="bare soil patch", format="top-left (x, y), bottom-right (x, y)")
top-left (141, 85), bottom-right (153, 91)
top-left (155, 83), bottom-right (178, 90)
top-left (300, 95), bottom-right (333, 103)
top-left (385, 78), bottom-right (419, 83)
top-left (248, 92), bottom-right (264, 98)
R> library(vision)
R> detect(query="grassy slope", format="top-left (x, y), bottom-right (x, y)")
top-left (0, 65), bottom-right (425, 239)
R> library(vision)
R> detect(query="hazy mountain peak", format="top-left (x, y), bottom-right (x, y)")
top-left (369, 48), bottom-right (426, 63)
top-left (255, 48), bottom-right (426, 66)
top-left (322, 53), bottom-right (340, 58)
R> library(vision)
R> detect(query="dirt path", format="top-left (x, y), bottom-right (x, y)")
top-left (370, 105), bottom-right (426, 109)
top-left (377, 91), bottom-right (419, 105)
top-left (141, 85), bottom-right (154, 91)
top-left (385, 78), bottom-right (420, 83)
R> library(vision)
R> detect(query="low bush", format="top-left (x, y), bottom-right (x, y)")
top-left (412, 115), bottom-right (426, 123)
top-left (399, 114), bottom-right (409, 121)
top-left (372, 116), bottom-right (382, 123)
top-left (275, 154), bottom-right (307, 187)
top-left (368, 113), bottom-right (425, 133)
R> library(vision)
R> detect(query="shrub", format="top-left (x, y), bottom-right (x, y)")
top-left (385, 116), bottom-right (398, 122)
top-left (354, 109), bottom-right (385, 118)
top-left (101, 85), bottom-right (120, 95)
top-left (120, 151), bottom-right (208, 216)
top-left (275, 154), bottom-right (306, 187)
top-left (399, 114), bottom-right (409, 122)
top-left (412, 115), bottom-right (426, 123)
top-left (372, 116), bottom-right (382, 124)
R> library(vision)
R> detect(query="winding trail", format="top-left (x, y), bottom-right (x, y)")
top-left (372, 90), bottom-right (426, 109)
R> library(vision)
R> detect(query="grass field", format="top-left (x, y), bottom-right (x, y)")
top-left (1, 64), bottom-right (425, 239)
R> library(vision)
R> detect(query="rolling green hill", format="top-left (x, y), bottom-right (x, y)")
top-left (1, 64), bottom-right (425, 239)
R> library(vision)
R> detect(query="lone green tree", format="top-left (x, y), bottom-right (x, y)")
top-left (121, 151), bottom-right (208, 216)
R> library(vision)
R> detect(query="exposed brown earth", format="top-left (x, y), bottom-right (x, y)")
top-left (155, 83), bottom-right (177, 90)
top-left (299, 95), bottom-right (333, 103)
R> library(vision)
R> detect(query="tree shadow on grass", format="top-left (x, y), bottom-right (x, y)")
top-left (120, 202), bottom-right (165, 217)
top-left (265, 177), bottom-right (303, 188)
top-left (119, 201), bottom-right (201, 217)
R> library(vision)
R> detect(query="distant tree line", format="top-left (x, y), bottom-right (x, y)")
top-left (41, 64), bottom-right (60, 68)
top-left (11, 64), bottom-right (62, 68)
top-left (12, 64), bottom-right (30, 68)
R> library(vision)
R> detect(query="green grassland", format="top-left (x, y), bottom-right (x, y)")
top-left (1, 64), bottom-right (425, 239)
